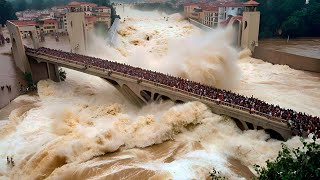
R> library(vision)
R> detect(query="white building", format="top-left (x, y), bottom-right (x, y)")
top-left (218, 4), bottom-right (243, 24)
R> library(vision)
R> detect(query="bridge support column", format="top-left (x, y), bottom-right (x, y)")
top-left (241, 120), bottom-right (249, 130)
top-left (28, 57), bottom-right (60, 83)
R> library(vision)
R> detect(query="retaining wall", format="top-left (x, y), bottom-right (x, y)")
top-left (253, 46), bottom-right (320, 73)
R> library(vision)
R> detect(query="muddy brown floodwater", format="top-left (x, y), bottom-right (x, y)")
top-left (259, 38), bottom-right (320, 59)
top-left (1, 6), bottom-right (320, 180)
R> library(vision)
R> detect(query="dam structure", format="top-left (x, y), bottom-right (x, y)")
top-left (7, 20), bottom-right (306, 141)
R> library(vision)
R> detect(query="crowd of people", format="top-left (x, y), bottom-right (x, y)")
top-left (0, 33), bottom-right (10, 45)
top-left (26, 47), bottom-right (320, 139)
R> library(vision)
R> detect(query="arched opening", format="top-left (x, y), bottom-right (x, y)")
top-left (29, 31), bottom-right (33, 39)
top-left (257, 126), bottom-right (263, 130)
top-left (175, 100), bottom-right (185, 104)
top-left (232, 20), bottom-right (241, 47)
top-left (140, 90), bottom-right (152, 102)
top-left (159, 95), bottom-right (171, 101)
top-left (11, 38), bottom-right (17, 59)
top-left (232, 118), bottom-right (245, 131)
top-left (244, 21), bottom-right (248, 30)
top-left (153, 93), bottom-right (160, 101)
top-left (246, 122), bottom-right (254, 130)
top-left (265, 129), bottom-right (285, 141)
top-left (105, 79), bottom-right (120, 88)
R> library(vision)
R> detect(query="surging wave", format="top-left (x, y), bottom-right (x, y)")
top-left (1, 5), bottom-right (320, 180)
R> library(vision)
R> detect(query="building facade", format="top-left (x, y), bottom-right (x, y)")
top-left (42, 19), bottom-right (58, 34)
top-left (184, 0), bottom-right (261, 51)
top-left (95, 6), bottom-right (112, 28)
top-left (15, 1), bottom-right (112, 35)
top-left (184, 0), bottom-right (244, 28)
top-left (201, 7), bottom-right (219, 28)
top-left (10, 21), bottom-right (40, 38)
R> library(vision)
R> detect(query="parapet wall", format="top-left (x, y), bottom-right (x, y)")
top-left (188, 18), bottom-right (213, 32)
top-left (253, 46), bottom-right (320, 73)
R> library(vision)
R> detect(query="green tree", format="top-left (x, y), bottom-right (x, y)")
top-left (86, 0), bottom-right (110, 6)
top-left (256, 0), bottom-right (320, 38)
top-left (44, 0), bottom-right (55, 9)
top-left (254, 138), bottom-right (320, 180)
top-left (305, 0), bottom-right (320, 36)
top-left (14, 0), bottom-right (28, 11)
top-left (31, 0), bottom-right (44, 10)
top-left (281, 9), bottom-right (308, 37)
top-left (23, 72), bottom-right (36, 90)
top-left (0, 0), bottom-right (17, 26)
top-left (58, 68), bottom-right (66, 81)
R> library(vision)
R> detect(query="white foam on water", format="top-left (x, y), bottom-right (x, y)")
top-left (0, 5), bottom-right (319, 179)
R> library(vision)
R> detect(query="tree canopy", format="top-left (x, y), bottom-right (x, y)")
top-left (0, 0), bottom-right (16, 25)
top-left (257, 0), bottom-right (320, 38)
top-left (254, 138), bottom-right (320, 180)
top-left (85, 0), bottom-right (110, 6)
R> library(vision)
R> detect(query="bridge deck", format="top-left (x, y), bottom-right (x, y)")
top-left (25, 47), bottom-right (319, 140)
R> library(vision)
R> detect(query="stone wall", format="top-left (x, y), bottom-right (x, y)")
top-left (188, 18), bottom-right (213, 32)
top-left (253, 46), bottom-right (320, 73)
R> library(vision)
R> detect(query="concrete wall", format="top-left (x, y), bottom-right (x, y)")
top-left (28, 57), bottom-right (60, 83)
top-left (67, 12), bottom-right (87, 54)
top-left (6, 21), bottom-right (30, 73)
top-left (241, 11), bottom-right (260, 51)
top-left (18, 26), bottom-right (40, 49)
top-left (189, 18), bottom-right (213, 32)
top-left (7, 21), bottom-right (58, 85)
top-left (253, 46), bottom-right (320, 73)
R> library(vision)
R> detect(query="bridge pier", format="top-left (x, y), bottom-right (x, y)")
top-left (28, 57), bottom-right (60, 83)
top-left (7, 21), bottom-right (59, 84)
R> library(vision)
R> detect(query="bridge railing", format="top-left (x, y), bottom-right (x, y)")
top-left (28, 50), bottom-right (288, 126)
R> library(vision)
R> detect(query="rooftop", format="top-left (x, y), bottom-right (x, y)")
top-left (10, 20), bottom-right (37, 27)
top-left (43, 19), bottom-right (58, 24)
top-left (202, 6), bottom-right (219, 11)
top-left (243, 0), bottom-right (260, 6)
top-left (85, 16), bottom-right (96, 22)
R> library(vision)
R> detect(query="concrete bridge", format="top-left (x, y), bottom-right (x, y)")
top-left (6, 20), bottom-right (292, 141)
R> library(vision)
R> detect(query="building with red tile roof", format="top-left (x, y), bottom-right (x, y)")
top-left (243, 0), bottom-right (260, 6)
top-left (11, 20), bottom-right (38, 27)
top-left (184, 0), bottom-right (245, 27)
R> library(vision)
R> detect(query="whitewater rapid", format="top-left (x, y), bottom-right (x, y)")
top-left (0, 5), bottom-right (320, 179)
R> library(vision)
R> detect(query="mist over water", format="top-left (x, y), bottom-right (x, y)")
top-left (1, 5), bottom-right (320, 179)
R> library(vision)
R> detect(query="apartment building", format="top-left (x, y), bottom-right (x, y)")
top-left (184, 0), bottom-right (244, 28)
